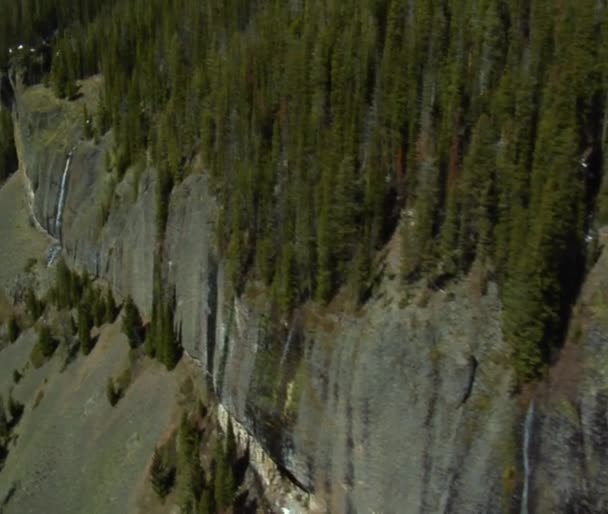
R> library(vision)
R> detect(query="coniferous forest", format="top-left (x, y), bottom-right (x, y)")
top-left (1, 0), bottom-right (608, 382)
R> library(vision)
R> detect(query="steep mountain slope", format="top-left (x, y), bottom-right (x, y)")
top-left (9, 76), bottom-right (608, 513)
top-left (2, 1), bottom-right (608, 512)
top-left (0, 321), bottom-right (180, 514)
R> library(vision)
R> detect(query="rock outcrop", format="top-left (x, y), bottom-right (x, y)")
top-left (13, 80), bottom-right (608, 513)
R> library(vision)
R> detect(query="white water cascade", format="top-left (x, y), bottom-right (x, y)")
top-left (279, 321), bottom-right (297, 370)
top-left (22, 169), bottom-right (54, 240)
top-left (21, 168), bottom-right (61, 266)
top-left (521, 401), bottom-right (535, 514)
top-left (54, 144), bottom-right (78, 239)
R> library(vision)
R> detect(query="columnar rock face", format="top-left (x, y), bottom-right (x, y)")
top-left (13, 83), bottom-right (608, 513)
top-left (215, 279), bottom-right (516, 513)
top-left (165, 175), bottom-right (218, 370)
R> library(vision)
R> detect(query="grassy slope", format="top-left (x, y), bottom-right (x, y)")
top-left (0, 169), bottom-right (51, 294)
top-left (0, 318), bottom-right (186, 514)
top-left (17, 77), bottom-right (102, 154)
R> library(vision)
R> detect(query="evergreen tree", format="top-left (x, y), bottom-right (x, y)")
top-left (37, 324), bottom-right (55, 358)
top-left (150, 447), bottom-right (175, 500)
top-left (25, 287), bottom-right (44, 321)
top-left (7, 393), bottom-right (24, 423)
top-left (401, 159), bottom-right (440, 279)
top-left (0, 107), bottom-right (17, 183)
top-left (225, 419), bottom-right (237, 465)
top-left (0, 396), bottom-right (8, 441)
top-left (8, 315), bottom-right (19, 343)
top-left (82, 104), bottom-right (93, 139)
top-left (51, 51), bottom-right (68, 98)
top-left (276, 243), bottom-right (298, 314)
top-left (198, 489), bottom-right (214, 514)
top-left (79, 303), bottom-right (94, 355)
top-left (159, 294), bottom-right (182, 371)
top-left (122, 296), bottom-right (143, 348)
top-left (56, 259), bottom-right (70, 307)
top-left (93, 290), bottom-right (107, 326)
top-left (177, 413), bottom-right (203, 510)
top-left (458, 114), bottom-right (497, 265)
top-left (316, 192), bottom-right (334, 304)
top-left (106, 377), bottom-right (121, 406)
top-left (105, 288), bottom-right (117, 323)
top-left (213, 436), bottom-right (236, 510)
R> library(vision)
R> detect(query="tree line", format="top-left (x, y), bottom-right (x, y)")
top-left (5, 0), bottom-right (608, 381)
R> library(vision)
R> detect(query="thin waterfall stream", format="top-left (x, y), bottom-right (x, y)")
top-left (521, 400), bottom-right (535, 514)
top-left (47, 143), bottom-right (79, 266)
top-left (54, 144), bottom-right (78, 239)
top-left (279, 321), bottom-right (297, 370)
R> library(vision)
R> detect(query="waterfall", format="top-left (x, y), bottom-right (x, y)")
top-left (22, 168), bottom-right (55, 240)
top-left (279, 321), bottom-right (297, 370)
top-left (521, 400), bottom-right (535, 514)
top-left (47, 244), bottom-right (62, 266)
top-left (54, 145), bottom-right (77, 239)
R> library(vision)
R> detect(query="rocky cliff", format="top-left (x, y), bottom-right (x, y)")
top-left (13, 80), bottom-right (608, 513)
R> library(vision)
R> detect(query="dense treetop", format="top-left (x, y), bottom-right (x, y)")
top-left (3, 0), bottom-right (608, 381)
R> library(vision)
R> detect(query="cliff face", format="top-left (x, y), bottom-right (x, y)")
top-left (526, 226), bottom-right (608, 514)
top-left (13, 81), bottom-right (608, 513)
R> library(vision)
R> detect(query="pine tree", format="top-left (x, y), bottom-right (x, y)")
top-left (94, 290), bottom-right (107, 326)
top-left (51, 51), bottom-right (68, 98)
top-left (150, 447), bottom-right (174, 500)
top-left (38, 325), bottom-right (55, 358)
top-left (213, 440), bottom-right (229, 510)
top-left (106, 377), bottom-right (121, 406)
top-left (198, 489), bottom-right (214, 514)
top-left (0, 396), bottom-right (8, 441)
top-left (7, 393), bottom-right (23, 423)
top-left (177, 413), bottom-right (203, 509)
top-left (54, 258), bottom-right (71, 309)
top-left (25, 287), bottom-right (44, 321)
top-left (316, 190), bottom-right (333, 303)
top-left (79, 303), bottom-right (94, 355)
top-left (8, 315), bottom-right (19, 343)
top-left (160, 295), bottom-right (182, 371)
top-left (105, 288), bottom-right (117, 323)
top-left (82, 104), bottom-right (93, 139)
top-left (334, 155), bottom-right (359, 279)
top-left (277, 243), bottom-right (298, 314)
top-left (439, 190), bottom-right (461, 277)
top-left (223, 464), bottom-right (235, 509)
top-left (226, 419), bottom-right (237, 464)
top-left (458, 114), bottom-right (497, 265)
top-left (122, 296), bottom-right (143, 348)
top-left (213, 435), bottom-right (236, 510)
top-left (0, 107), bottom-right (17, 183)
top-left (145, 294), bottom-right (158, 358)
top-left (351, 241), bottom-right (371, 304)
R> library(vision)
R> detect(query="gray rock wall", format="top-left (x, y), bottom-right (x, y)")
top-left (165, 174), bottom-right (218, 369)
top-left (215, 279), bottom-right (516, 513)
